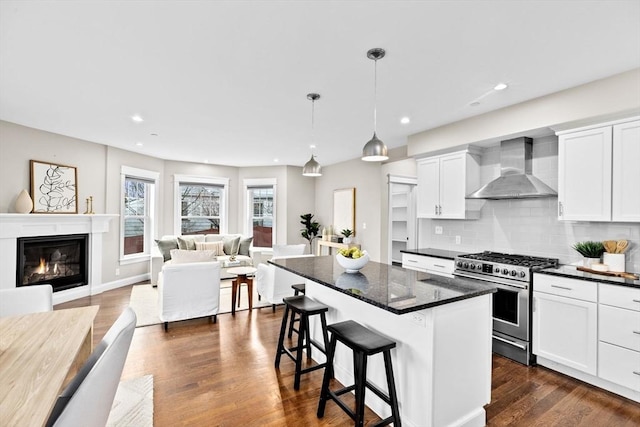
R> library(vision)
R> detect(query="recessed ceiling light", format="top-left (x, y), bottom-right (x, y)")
top-left (494, 83), bottom-right (508, 91)
top-left (400, 117), bottom-right (410, 124)
top-left (274, 158), bottom-right (279, 163)
top-left (470, 101), bottom-right (481, 107)
top-left (204, 159), bottom-right (209, 164)
top-left (150, 133), bottom-right (158, 137)
top-left (136, 142), bottom-right (143, 147)
top-left (309, 144), bottom-right (316, 149)
top-left (131, 115), bottom-right (144, 122)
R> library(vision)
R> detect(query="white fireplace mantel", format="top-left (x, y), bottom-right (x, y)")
top-left (0, 214), bottom-right (118, 304)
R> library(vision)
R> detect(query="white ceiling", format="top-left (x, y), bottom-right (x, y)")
top-left (1, 1), bottom-right (639, 168)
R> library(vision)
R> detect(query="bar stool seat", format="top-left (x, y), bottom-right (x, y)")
top-left (275, 295), bottom-right (330, 390)
top-left (317, 320), bottom-right (401, 427)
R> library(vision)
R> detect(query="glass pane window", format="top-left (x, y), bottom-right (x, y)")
top-left (180, 184), bottom-right (222, 235)
top-left (123, 177), bottom-right (153, 256)
top-left (249, 187), bottom-right (274, 247)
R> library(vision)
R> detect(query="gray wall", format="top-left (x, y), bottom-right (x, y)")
top-left (0, 120), bottom-right (317, 287)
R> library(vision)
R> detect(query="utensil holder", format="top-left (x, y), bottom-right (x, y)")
top-left (603, 253), bottom-right (625, 273)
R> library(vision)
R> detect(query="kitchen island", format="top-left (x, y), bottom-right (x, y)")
top-left (270, 255), bottom-right (496, 427)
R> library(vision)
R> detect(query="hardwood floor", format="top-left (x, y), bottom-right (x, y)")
top-left (58, 285), bottom-right (640, 426)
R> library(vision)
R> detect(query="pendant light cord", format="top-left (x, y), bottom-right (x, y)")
top-left (373, 58), bottom-right (378, 134)
top-left (311, 98), bottom-right (315, 151)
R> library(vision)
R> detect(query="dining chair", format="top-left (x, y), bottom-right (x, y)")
top-left (46, 307), bottom-right (137, 427)
top-left (0, 284), bottom-right (53, 317)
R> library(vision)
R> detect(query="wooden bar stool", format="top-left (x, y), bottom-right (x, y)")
top-left (317, 320), bottom-right (401, 427)
top-left (275, 295), bottom-right (330, 390)
top-left (288, 283), bottom-right (305, 338)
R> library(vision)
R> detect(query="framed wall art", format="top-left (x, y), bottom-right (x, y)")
top-left (333, 187), bottom-right (356, 236)
top-left (30, 160), bottom-right (78, 213)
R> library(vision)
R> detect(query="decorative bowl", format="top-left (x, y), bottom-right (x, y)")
top-left (336, 251), bottom-right (369, 273)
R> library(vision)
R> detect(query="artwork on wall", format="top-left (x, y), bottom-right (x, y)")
top-left (333, 187), bottom-right (356, 236)
top-left (30, 160), bottom-right (78, 213)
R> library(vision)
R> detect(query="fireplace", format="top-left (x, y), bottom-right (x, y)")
top-left (17, 234), bottom-right (89, 292)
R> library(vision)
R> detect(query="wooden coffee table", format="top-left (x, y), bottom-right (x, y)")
top-left (227, 266), bottom-right (257, 315)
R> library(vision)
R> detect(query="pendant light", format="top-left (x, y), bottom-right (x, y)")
top-left (362, 48), bottom-right (389, 162)
top-left (302, 93), bottom-right (322, 177)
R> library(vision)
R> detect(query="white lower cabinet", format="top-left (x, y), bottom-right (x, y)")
top-left (533, 273), bottom-right (640, 402)
top-left (598, 284), bottom-right (640, 393)
top-left (533, 275), bottom-right (597, 375)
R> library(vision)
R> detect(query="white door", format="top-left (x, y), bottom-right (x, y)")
top-left (558, 126), bottom-right (612, 221)
top-left (417, 158), bottom-right (440, 218)
top-left (533, 291), bottom-right (597, 375)
top-left (439, 152), bottom-right (466, 219)
top-left (612, 120), bottom-right (640, 222)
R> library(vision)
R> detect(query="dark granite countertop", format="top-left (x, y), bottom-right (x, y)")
top-left (400, 248), bottom-right (467, 260)
top-left (536, 265), bottom-right (640, 289)
top-left (270, 255), bottom-right (496, 314)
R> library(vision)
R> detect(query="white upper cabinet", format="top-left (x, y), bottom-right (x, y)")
top-left (557, 117), bottom-right (639, 222)
top-left (612, 120), bottom-right (640, 222)
top-left (416, 149), bottom-right (481, 219)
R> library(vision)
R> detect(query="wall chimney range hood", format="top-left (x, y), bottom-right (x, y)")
top-left (466, 137), bottom-right (557, 200)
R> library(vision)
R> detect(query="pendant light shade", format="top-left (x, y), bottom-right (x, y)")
top-left (302, 154), bottom-right (322, 177)
top-left (302, 93), bottom-right (322, 177)
top-left (362, 48), bottom-right (389, 162)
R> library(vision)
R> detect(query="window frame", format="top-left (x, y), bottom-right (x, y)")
top-left (120, 166), bottom-right (159, 264)
top-left (244, 178), bottom-right (276, 248)
top-left (174, 175), bottom-right (229, 235)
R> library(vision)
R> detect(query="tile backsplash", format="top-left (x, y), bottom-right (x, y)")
top-left (419, 136), bottom-right (640, 273)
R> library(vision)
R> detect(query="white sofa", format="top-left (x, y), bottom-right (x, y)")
top-left (255, 244), bottom-right (312, 310)
top-left (151, 234), bottom-right (257, 284)
top-left (158, 261), bottom-right (221, 330)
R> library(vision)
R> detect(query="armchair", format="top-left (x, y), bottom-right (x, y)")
top-left (158, 261), bottom-right (221, 331)
top-left (256, 253), bottom-right (314, 311)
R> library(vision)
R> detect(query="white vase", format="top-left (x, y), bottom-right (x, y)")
top-left (603, 253), bottom-right (625, 273)
top-left (15, 189), bottom-right (33, 214)
top-left (343, 237), bottom-right (352, 244)
top-left (583, 257), bottom-right (600, 269)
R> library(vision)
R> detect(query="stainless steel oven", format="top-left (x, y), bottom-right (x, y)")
top-left (454, 252), bottom-right (558, 365)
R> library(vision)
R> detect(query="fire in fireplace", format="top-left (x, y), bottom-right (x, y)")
top-left (17, 234), bottom-right (89, 292)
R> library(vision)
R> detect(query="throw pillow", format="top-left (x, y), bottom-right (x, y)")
top-left (170, 249), bottom-right (217, 264)
top-left (195, 241), bottom-right (224, 256)
top-left (222, 236), bottom-right (241, 256)
top-left (177, 236), bottom-right (197, 251)
top-left (155, 238), bottom-right (178, 262)
top-left (238, 237), bottom-right (253, 256)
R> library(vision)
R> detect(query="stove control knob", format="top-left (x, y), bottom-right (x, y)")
top-left (469, 264), bottom-right (475, 270)
top-left (456, 261), bottom-right (463, 268)
top-left (510, 270), bottom-right (517, 277)
top-left (476, 264), bottom-right (483, 271)
top-left (519, 271), bottom-right (526, 278)
top-left (502, 268), bottom-right (509, 275)
top-left (463, 262), bottom-right (469, 268)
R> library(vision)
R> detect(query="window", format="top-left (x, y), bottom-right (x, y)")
top-left (175, 175), bottom-right (229, 235)
top-left (121, 167), bottom-right (158, 262)
top-left (245, 179), bottom-right (276, 248)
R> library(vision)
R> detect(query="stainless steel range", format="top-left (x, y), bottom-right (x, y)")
top-left (454, 251), bottom-right (559, 365)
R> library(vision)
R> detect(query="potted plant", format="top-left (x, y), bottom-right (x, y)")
top-left (572, 241), bottom-right (604, 268)
top-left (341, 229), bottom-right (353, 244)
top-left (300, 213), bottom-right (320, 254)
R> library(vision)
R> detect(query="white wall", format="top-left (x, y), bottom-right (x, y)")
top-left (418, 136), bottom-right (640, 273)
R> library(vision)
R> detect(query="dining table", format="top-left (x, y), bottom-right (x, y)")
top-left (0, 305), bottom-right (100, 427)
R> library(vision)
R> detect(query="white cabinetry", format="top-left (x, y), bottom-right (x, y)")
top-left (402, 253), bottom-right (455, 278)
top-left (533, 273), bottom-right (640, 402)
top-left (388, 176), bottom-right (417, 265)
top-left (598, 285), bottom-right (640, 393)
top-left (557, 117), bottom-right (640, 222)
top-left (416, 149), bottom-right (481, 219)
top-left (533, 275), bottom-right (598, 375)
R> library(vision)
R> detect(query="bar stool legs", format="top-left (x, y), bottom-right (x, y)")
top-left (274, 295), bottom-right (330, 390)
top-left (317, 320), bottom-right (401, 427)
top-left (288, 283), bottom-right (305, 338)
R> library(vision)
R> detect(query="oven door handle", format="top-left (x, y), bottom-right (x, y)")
top-left (493, 335), bottom-right (527, 350)
top-left (454, 271), bottom-right (528, 290)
